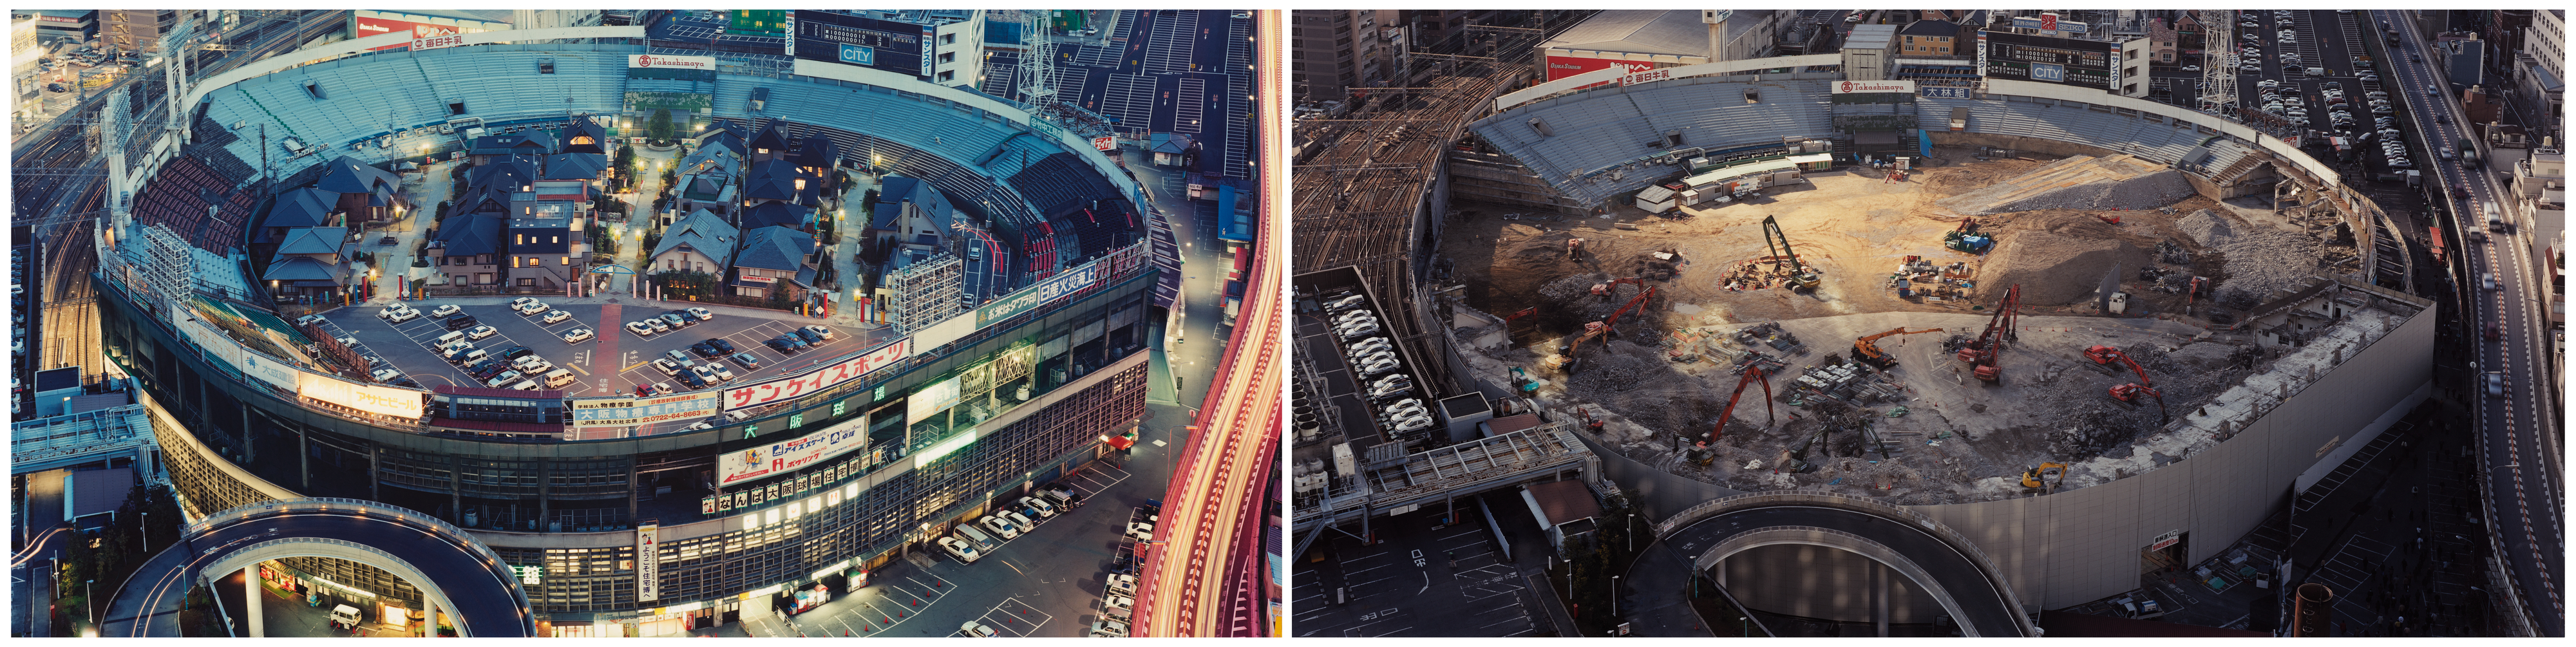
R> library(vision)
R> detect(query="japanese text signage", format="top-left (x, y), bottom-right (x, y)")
top-left (411, 34), bottom-right (466, 51)
top-left (571, 391), bottom-right (723, 427)
top-left (718, 418), bottom-right (871, 486)
top-left (976, 261), bottom-right (1099, 326)
top-left (723, 339), bottom-right (910, 410)
top-left (635, 524), bottom-right (659, 602)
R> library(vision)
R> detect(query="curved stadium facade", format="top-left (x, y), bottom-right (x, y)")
top-left (97, 30), bottom-right (1170, 628)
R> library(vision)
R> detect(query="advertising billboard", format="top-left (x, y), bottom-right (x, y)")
top-left (570, 391), bottom-right (723, 427)
top-left (298, 373), bottom-right (425, 419)
top-left (974, 259), bottom-right (1099, 326)
top-left (1543, 55), bottom-right (1654, 82)
top-left (1976, 30), bottom-right (2116, 90)
top-left (905, 375), bottom-right (962, 424)
top-left (788, 11), bottom-right (931, 78)
top-left (1832, 79), bottom-right (1917, 94)
top-left (627, 53), bottom-right (717, 71)
top-left (352, 12), bottom-right (506, 52)
top-left (722, 338), bottom-right (911, 411)
top-left (717, 418), bottom-right (871, 486)
top-left (634, 524), bottom-right (659, 602)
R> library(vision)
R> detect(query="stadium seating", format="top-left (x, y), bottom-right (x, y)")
top-left (1473, 75), bottom-right (2273, 205)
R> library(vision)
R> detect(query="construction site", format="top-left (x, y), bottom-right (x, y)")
top-left (1439, 144), bottom-right (2405, 505)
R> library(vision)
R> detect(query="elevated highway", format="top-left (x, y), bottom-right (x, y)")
top-left (2376, 9), bottom-right (2563, 636)
top-left (1130, 10), bottom-right (1287, 637)
top-left (1627, 492), bottom-right (2034, 637)
top-left (109, 498), bottom-right (533, 637)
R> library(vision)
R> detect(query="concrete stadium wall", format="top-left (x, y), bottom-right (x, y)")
top-left (1912, 297), bottom-right (2436, 609)
top-left (1719, 543), bottom-right (1944, 624)
top-left (1589, 297), bottom-right (2435, 612)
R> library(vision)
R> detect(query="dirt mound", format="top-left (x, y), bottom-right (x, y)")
top-left (2175, 209), bottom-right (2237, 247)
top-left (1937, 155), bottom-right (2199, 215)
top-left (1973, 212), bottom-right (2154, 306)
top-left (1560, 339), bottom-right (1714, 434)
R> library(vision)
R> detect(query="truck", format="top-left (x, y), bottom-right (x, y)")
top-left (2484, 201), bottom-right (2510, 232)
top-left (2457, 137), bottom-right (2483, 169)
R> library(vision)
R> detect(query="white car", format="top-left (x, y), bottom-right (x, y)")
top-left (540, 310), bottom-right (573, 324)
top-left (938, 536), bottom-right (982, 563)
top-left (1001, 509), bottom-right (1036, 529)
top-left (2181, 65), bottom-right (2199, 71)
top-left (1106, 573), bottom-right (1138, 595)
top-left (429, 304), bottom-right (462, 318)
top-left (466, 324), bottom-right (498, 341)
top-left (1102, 594), bottom-right (1135, 612)
top-left (687, 306), bottom-right (714, 321)
top-left (513, 301), bottom-right (549, 315)
top-left (645, 317), bottom-right (672, 333)
top-left (370, 368), bottom-right (401, 382)
top-left (980, 515), bottom-right (1021, 539)
top-left (1018, 496), bottom-right (1057, 518)
top-left (1124, 521), bottom-right (1155, 541)
top-left (509, 297), bottom-right (540, 310)
top-left (486, 370), bottom-right (523, 388)
top-left (960, 621), bottom-right (997, 638)
top-left (561, 328), bottom-right (595, 344)
top-left (624, 321), bottom-right (656, 337)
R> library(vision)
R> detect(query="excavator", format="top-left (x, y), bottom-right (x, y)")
top-left (1759, 216), bottom-right (1823, 291)
top-left (1558, 278), bottom-right (1658, 373)
top-left (1689, 365), bottom-right (1776, 465)
top-left (2085, 344), bottom-right (2168, 422)
top-left (2021, 462), bottom-right (2068, 492)
top-left (1852, 327), bottom-right (1944, 369)
top-left (1954, 284), bottom-right (2021, 382)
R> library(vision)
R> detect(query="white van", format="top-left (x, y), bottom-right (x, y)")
top-left (435, 330), bottom-right (467, 347)
top-left (954, 525), bottom-right (999, 552)
top-left (453, 348), bottom-right (489, 366)
top-left (512, 354), bottom-right (548, 371)
top-left (330, 604), bottom-right (363, 630)
top-left (542, 368), bottom-right (576, 388)
top-left (980, 515), bottom-right (1021, 539)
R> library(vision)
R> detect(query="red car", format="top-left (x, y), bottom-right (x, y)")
top-left (2483, 323), bottom-right (2502, 341)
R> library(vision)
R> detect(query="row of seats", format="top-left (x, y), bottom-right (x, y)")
top-left (203, 45), bottom-right (630, 179)
top-left (1470, 79), bottom-right (1842, 204)
top-left (1915, 95), bottom-right (2257, 171)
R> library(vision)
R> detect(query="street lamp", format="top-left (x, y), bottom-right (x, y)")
top-left (86, 579), bottom-right (95, 627)
top-left (1611, 575), bottom-right (1620, 617)
top-left (140, 512), bottom-right (148, 553)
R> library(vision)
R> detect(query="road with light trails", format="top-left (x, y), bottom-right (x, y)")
top-left (1129, 9), bottom-right (1286, 637)
top-left (2374, 10), bottom-right (2562, 636)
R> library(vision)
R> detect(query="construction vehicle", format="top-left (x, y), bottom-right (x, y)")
top-left (2021, 462), bottom-right (2068, 492)
top-left (1944, 219), bottom-right (1994, 254)
top-left (1690, 365), bottom-right (1776, 465)
top-left (2084, 345), bottom-right (2167, 422)
top-left (1851, 327), bottom-right (1944, 369)
top-left (1954, 284), bottom-right (2021, 382)
top-left (1558, 280), bottom-right (1659, 373)
top-left (1567, 237), bottom-right (1587, 261)
top-left (1759, 216), bottom-right (1823, 290)
top-left (1591, 276), bottom-right (1646, 302)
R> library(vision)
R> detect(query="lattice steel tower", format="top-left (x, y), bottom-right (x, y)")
top-left (1018, 10), bottom-right (1062, 108)
top-left (2197, 10), bottom-right (2236, 116)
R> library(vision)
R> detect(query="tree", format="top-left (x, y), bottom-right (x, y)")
top-left (647, 109), bottom-right (675, 145)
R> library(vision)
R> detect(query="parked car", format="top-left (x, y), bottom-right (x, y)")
top-left (692, 342), bottom-right (723, 358)
top-left (540, 310), bottom-right (573, 324)
top-left (687, 306), bottom-right (714, 321)
top-left (705, 338), bottom-right (737, 354)
top-left (654, 358), bottom-right (685, 375)
top-left (560, 328), bottom-right (596, 344)
top-left (443, 315), bottom-right (480, 331)
top-left (938, 536), bottom-right (983, 563)
top-left (498, 345), bottom-right (534, 361)
top-left (429, 304), bottom-right (462, 318)
top-left (509, 297), bottom-right (541, 310)
top-left (513, 301), bottom-right (549, 315)
top-left (731, 352), bottom-right (762, 370)
top-left (625, 321), bottom-right (657, 337)
top-left (706, 363), bottom-right (735, 381)
top-left (645, 317), bottom-right (672, 333)
top-left (466, 324), bottom-right (498, 341)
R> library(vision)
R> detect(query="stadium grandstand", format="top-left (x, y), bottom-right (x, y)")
top-left (87, 14), bottom-right (1180, 635)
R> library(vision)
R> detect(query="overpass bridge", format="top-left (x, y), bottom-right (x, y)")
top-left (106, 498), bottom-right (533, 637)
top-left (1626, 492), bottom-right (2035, 637)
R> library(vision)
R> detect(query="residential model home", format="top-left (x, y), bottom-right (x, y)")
top-left (867, 176), bottom-right (957, 254)
top-left (505, 197), bottom-right (590, 290)
top-left (314, 156), bottom-right (406, 223)
top-left (732, 225), bottom-right (819, 301)
top-left (428, 213), bottom-right (505, 286)
top-left (261, 226), bottom-right (354, 298)
top-left (651, 208), bottom-right (740, 275)
top-left (468, 131), bottom-right (558, 165)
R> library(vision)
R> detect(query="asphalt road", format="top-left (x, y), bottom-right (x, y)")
top-left (2374, 10), bottom-right (2565, 636)
top-left (1625, 505), bottom-right (2025, 637)
top-left (123, 511), bottom-right (529, 637)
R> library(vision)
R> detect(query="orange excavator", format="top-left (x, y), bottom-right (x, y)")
top-left (1955, 284), bottom-right (2021, 382)
top-left (1852, 327), bottom-right (1944, 369)
top-left (2085, 344), bottom-right (2167, 422)
top-left (1560, 279), bottom-right (1658, 373)
top-left (1690, 365), bottom-right (1774, 465)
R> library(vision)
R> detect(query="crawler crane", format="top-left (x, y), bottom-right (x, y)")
top-left (1690, 365), bottom-right (1776, 465)
top-left (1851, 327), bottom-right (1944, 369)
top-left (1558, 278), bottom-right (1657, 373)
top-left (1954, 284), bottom-right (2021, 382)
top-left (1759, 216), bottom-right (1823, 290)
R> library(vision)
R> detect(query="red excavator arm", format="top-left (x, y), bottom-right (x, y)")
top-left (1853, 327), bottom-right (1944, 368)
top-left (1955, 284), bottom-right (2020, 381)
top-left (2085, 344), bottom-right (2167, 419)
top-left (1704, 365), bottom-right (1774, 444)
top-left (1563, 284), bottom-right (1659, 373)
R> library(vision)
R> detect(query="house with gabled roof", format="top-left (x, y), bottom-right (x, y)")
top-left (793, 135), bottom-right (841, 193)
top-left (868, 176), bottom-right (956, 255)
top-left (468, 131), bottom-right (558, 165)
top-left (650, 208), bottom-right (739, 276)
top-left (746, 120), bottom-right (793, 163)
top-left (314, 156), bottom-right (406, 223)
top-left (428, 212), bottom-right (506, 287)
top-left (674, 173), bottom-right (737, 221)
top-left (740, 200), bottom-right (815, 232)
top-left (741, 158), bottom-right (822, 209)
top-left (261, 226), bottom-right (355, 299)
top-left (562, 119), bottom-right (609, 155)
top-left (732, 225), bottom-right (819, 301)
top-left (1148, 132), bottom-right (1195, 167)
top-left (540, 152), bottom-right (608, 184)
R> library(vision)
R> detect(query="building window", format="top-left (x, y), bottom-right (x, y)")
top-left (520, 277), bottom-right (536, 286)
top-left (477, 272), bottom-right (495, 284)
top-left (938, 52), bottom-right (955, 64)
top-left (560, 256), bottom-right (570, 266)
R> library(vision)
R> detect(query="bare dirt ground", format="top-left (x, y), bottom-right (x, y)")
top-left (1439, 147), bottom-right (2361, 503)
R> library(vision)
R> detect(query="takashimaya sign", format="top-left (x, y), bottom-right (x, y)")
top-left (628, 54), bottom-right (717, 70)
top-left (1833, 80), bottom-right (1917, 94)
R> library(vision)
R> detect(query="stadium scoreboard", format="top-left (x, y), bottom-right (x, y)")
top-left (787, 11), bottom-right (932, 79)
top-left (1975, 30), bottom-right (2118, 91)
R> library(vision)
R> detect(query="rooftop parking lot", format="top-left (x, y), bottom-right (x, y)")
top-left (313, 299), bottom-right (872, 404)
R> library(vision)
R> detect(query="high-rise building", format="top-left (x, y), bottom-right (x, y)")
top-left (1291, 10), bottom-right (1397, 101)
top-left (100, 9), bottom-right (189, 53)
